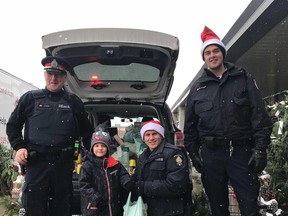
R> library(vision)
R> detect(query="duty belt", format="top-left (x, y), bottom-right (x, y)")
top-left (28, 147), bottom-right (74, 163)
top-left (213, 138), bottom-right (252, 146)
top-left (202, 136), bottom-right (252, 147)
top-left (201, 137), bottom-right (253, 157)
top-left (39, 151), bottom-right (62, 161)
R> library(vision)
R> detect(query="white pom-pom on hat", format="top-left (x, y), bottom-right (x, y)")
top-left (200, 26), bottom-right (227, 60)
top-left (140, 120), bottom-right (165, 140)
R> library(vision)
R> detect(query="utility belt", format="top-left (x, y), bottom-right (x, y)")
top-left (201, 136), bottom-right (253, 150)
top-left (27, 147), bottom-right (74, 164)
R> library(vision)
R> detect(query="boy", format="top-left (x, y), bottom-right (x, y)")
top-left (79, 131), bottom-right (132, 216)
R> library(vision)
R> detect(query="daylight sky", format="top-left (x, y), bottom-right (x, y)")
top-left (0, 0), bottom-right (251, 107)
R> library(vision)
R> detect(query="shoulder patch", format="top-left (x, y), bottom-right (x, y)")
top-left (196, 85), bottom-right (206, 92)
top-left (174, 154), bottom-right (183, 166)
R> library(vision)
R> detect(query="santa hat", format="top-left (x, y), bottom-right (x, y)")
top-left (200, 26), bottom-right (226, 60)
top-left (140, 120), bottom-right (165, 140)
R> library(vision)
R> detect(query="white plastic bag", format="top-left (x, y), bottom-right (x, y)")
top-left (123, 192), bottom-right (147, 216)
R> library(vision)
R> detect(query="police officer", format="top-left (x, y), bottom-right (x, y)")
top-left (6, 56), bottom-right (94, 216)
top-left (130, 120), bottom-right (192, 216)
top-left (184, 26), bottom-right (273, 216)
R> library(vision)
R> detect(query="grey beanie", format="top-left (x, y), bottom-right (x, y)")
top-left (91, 131), bottom-right (111, 156)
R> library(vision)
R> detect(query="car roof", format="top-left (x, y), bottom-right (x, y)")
top-left (42, 28), bottom-right (179, 105)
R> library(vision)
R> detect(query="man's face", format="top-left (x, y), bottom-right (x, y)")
top-left (143, 130), bottom-right (162, 151)
top-left (44, 71), bottom-right (67, 92)
top-left (203, 45), bottom-right (224, 70)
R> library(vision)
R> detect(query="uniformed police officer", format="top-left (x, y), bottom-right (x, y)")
top-left (6, 56), bottom-right (94, 216)
top-left (130, 120), bottom-right (192, 216)
top-left (184, 26), bottom-right (273, 216)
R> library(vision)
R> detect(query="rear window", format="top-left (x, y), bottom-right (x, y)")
top-left (74, 62), bottom-right (160, 82)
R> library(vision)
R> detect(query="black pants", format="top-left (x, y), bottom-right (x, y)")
top-left (21, 158), bottom-right (74, 216)
top-left (201, 144), bottom-right (260, 216)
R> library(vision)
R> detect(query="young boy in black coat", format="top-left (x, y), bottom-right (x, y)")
top-left (79, 131), bottom-right (132, 216)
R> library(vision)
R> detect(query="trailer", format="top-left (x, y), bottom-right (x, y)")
top-left (0, 69), bottom-right (38, 149)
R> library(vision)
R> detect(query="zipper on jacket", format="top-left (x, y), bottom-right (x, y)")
top-left (103, 158), bottom-right (113, 216)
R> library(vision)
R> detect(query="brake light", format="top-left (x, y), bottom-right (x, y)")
top-left (175, 131), bottom-right (184, 147)
top-left (91, 75), bottom-right (100, 85)
top-left (91, 75), bottom-right (98, 80)
top-left (91, 75), bottom-right (107, 90)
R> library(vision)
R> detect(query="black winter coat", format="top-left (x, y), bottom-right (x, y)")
top-left (6, 88), bottom-right (94, 152)
top-left (184, 62), bottom-right (273, 154)
top-left (134, 141), bottom-right (191, 216)
top-left (79, 153), bottom-right (130, 216)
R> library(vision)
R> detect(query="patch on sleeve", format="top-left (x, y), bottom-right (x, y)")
top-left (174, 154), bottom-right (183, 166)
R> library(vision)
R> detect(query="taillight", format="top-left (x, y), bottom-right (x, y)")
top-left (91, 74), bottom-right (107, 90)
top-left (91, 75), bottom-right (100, 85)
top-left (175, 131), bottom-right (184, 147)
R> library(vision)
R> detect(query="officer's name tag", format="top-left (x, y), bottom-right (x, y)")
top-left (38, 104), bottom-right (51, 108)
top-left (58, 104), bottom-right (71, 109)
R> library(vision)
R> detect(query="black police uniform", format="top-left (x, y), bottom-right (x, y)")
top-left (133, 141), bottom-right (191, 216)
top-left (6, 88), bottom-right (94, 216)
top-left (184, 62), bottom-right (273, 216)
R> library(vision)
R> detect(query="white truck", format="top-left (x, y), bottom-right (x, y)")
top-left (0, 69), bottom-right (38, 149)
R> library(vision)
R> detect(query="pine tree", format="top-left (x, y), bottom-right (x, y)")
top-left (265, 92), bottom-right (288, 214)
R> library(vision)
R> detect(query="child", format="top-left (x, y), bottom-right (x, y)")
top-left (79, 131), bottom-right (132, 216)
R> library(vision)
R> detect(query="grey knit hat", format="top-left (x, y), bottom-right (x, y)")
top-left (91, 131), bottom-right (111, 156)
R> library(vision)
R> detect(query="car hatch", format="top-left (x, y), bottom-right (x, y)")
top-left (41, 28), bottom-right (179, 105)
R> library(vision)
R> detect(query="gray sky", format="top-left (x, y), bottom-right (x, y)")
top-left (0, 0), bottom-right (251, 106)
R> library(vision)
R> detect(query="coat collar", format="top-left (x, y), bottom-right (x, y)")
top-left (199, 62), bottom-right (243, 84)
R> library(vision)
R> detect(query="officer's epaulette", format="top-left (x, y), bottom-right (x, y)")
top-left (63, 91), bottom-right (78, 103)
top-left (30, 89), bottom-right (45, 99)
top-left (165, 142), bottom-right (179, 150)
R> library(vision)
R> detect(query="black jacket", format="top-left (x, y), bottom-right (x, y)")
top-left (184, 62), bottom-right (273, 154)
top-left (79, 153), bottom-right (130, 216)
top-left (134, 141), bottom-right (191, 216)
top-left (6, 88), bottom-right (94, 152)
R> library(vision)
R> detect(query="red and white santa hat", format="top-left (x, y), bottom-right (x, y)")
top-left (140, 120), bottom-right (165, 140)
top-left (200, 26), bottom-right (227, 60)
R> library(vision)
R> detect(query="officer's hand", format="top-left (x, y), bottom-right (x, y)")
top-left (248, 149), bottom-right (267, 174)
top-left (130, 181), bottom-right (144, 202)
top-left (124, 180), bottom-right (135, 192)
top-left (134, 181), bottom-right (144, 197)
top-left (14, 148), bottom-right (28, 165)
top-left (191, 153), bottom-right (203, 173)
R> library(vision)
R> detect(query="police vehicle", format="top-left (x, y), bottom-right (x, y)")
top-left (42, 28), bottom-right (184, 214)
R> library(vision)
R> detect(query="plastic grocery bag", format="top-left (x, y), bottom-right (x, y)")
top-left (123, 192), bottom-right (147, 216)
top-left (133, 136), bottom-right (147, 157)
